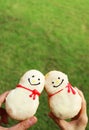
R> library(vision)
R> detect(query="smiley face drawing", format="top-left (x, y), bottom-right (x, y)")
top-left (5, 70), bottom-right (45, 120)
top-left (45, 70), bottom-right (82, 119)
top-left (52, 77), bottom-right (64, 88)
top-left (19, 69), bottom-right (45, 92)
top-left (45, 70), bottom-right (69, 95)
top-left (28, 75), bottom-right (40, 86)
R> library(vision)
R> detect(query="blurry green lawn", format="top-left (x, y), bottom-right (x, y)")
top-left (0, 0), bottom-right (89, 129)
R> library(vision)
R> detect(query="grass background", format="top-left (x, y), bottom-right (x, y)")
top-left (0, 0), bottom-right (89, 129)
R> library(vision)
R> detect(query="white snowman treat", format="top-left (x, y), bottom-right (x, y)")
top-left (45, 70), bottom-right (82, 119)
top-left (5, 69), bottom-right (45, 120)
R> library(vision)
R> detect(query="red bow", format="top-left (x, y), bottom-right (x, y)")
top-left (66, 83), bottom-right (76, 95)
top-left (17, 84), bottom-right (40, 100)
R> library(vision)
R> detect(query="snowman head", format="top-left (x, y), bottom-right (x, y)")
top-left (19, 70), bottom-right (45, 93)
top-left (45, 70), bottom-right (69, 95)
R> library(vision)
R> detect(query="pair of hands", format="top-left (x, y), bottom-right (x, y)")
top-left (0, 89), bottom-right (88, 130)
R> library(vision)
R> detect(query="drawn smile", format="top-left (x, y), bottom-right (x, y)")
top-left (28, 78), bottom-right (40, 86)
top-left (53, 79), bottom-right (64, 88)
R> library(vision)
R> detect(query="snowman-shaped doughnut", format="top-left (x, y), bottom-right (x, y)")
top-left (5, 69), bottom-right (45, 120)
top-left (45, 70), bottom-right (82, 119)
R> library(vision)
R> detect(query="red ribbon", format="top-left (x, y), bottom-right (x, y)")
top-left (66, 83), bottom-right (76, 95)
top-left (16, 84), bottom-right (40, 100)
top-left (49, 89), bottom-right (63, 98)
top-left (49, 83), bottom-right (76, 98)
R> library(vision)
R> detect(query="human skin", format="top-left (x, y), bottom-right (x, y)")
top-left (49, 88), bottom-right (88, 130)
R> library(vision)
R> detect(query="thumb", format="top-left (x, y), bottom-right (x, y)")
top-left (49, 112), bottom-right (69, 129)
top-left (10, 116), bottom-right (37, 130)
top-left (0, 91), bottom-right (9, 107)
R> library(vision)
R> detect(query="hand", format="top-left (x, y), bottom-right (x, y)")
top-left (49, 88), bottom-right (88, 130)
top-left (0, 91), bottom-right (37, 130)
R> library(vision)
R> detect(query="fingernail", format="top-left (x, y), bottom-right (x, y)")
top-left (28, 117), bottom-right (37, 126)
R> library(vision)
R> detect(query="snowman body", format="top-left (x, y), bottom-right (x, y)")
top-left (6, 70), bottom-right (45, 120)
top-left (49, 87), bottom-right (81, 119)
top-left (6, 88), bottom-right (39, 120)
top-left (45, 70), bottom-right (82, 119)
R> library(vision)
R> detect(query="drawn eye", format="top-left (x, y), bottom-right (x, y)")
top-left (58, 77), bottom-right (60, 79)
top-left (32, 75), bottom-right (35, 78)
top-left (38, 78), bottom-right (40, 80)
top-left (52, 81), bottom-right (54, 84)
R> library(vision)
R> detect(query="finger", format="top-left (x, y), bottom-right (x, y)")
top-left (72, 88), bottom-right (88, 125)
top-left (77, 89), bottom-right (88, 123)
top-left (0, 91), bottom-right (9, 107)
top-left (10, 116), bottom-right (37, 130)
top-left (75, 88), bottom-right (87, 114)
top-left (49, 112), bottom-right (68, 129)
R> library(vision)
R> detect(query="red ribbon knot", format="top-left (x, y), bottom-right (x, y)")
top-left (16, 84), bottom-right (40, 100)
top-left (66, 83), bottom-right (76, 95)
top-left (29, 89), bottom-right (40, 100)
